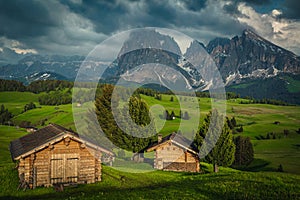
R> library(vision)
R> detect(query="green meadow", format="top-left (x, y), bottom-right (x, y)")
top-left (0, 91), bottom-right (300, 199)
top-left (0, 92), bottom-right (40, 115)
top-left (1, 91), bottom-right (300, 174)
top-left (0, 125), bottom-right (300, 199)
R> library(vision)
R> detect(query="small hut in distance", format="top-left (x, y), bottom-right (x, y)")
top-left (146, 133), bottom-right (200, 172)
top-left (10, 123), bottom-right (114, 189)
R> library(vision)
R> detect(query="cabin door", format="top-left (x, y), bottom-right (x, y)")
top-left (50, 154), bottom-right (79, 184)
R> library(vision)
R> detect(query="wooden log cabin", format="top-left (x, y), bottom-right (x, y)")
top-left (10, 123), bottom-right (114, 189)
top-left (146, 133), bottom-right (200, 172)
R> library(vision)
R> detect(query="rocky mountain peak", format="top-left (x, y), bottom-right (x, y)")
top-left (208, 29), bottom-right (300, 85)
top-left (118, 29), bottom-right (181, 57)
top-left (206, 37), bottom-right (231, 54)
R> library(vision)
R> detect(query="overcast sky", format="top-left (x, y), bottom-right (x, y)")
top-left (0, 0), bottom-right (299, 56)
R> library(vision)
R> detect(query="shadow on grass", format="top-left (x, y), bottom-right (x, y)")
top-left (1, 171), bottom-right (299, 200)
top-left (232, 158), bottom-right (275, 172)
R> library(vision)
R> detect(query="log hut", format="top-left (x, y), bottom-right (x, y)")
top-left (10, 123), bottom-right (114, 189)
top-left (146, 133), bottom-right (200, 172)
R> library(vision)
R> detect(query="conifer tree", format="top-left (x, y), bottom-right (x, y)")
top-left (194, 110), bottom-right (235, 172)
top-left (231, 117), bottom-right (237, 127)
top-left (232, 136), bottom-right (254, 166)
top-left (170, 111), bottom-right (175, 120)
top-left (94, 84), bottom-right (156, 153)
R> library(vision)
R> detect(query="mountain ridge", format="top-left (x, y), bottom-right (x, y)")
top-left (0, 29), bottom-right (299, 103)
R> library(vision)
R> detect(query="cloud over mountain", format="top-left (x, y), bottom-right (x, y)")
top-left (0, 0), bottom-right (299, 56)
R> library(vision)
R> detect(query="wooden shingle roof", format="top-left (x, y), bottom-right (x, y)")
top-left (10, 123), bottom-right (114, 160)
top-left (146, 133), bottom-right (198, 155)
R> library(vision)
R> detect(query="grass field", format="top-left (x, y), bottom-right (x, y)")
top-left (0, 92), bottom-right (40, 115)
top-left (1, 91), bottom-right (299, 174)
top-left (0, 90), bottom-right (300, 199)
top-left (13, 105), bottom-right (75, 129)
top-left (0, 126), bottom-right (27, 166)
top-left (0, 125), bottom-right (299, 199)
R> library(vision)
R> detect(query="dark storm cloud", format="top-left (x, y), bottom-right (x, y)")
top-left (0, 1), bottom-right (56, 39)
top-left (238, 0), bottom-right (271, 5)
top-left (1, 0), bottom-right (287, 55)
top-left (60, 0), bottom-right (129, 35)
top-left (0, 0), bottom-right (245, 55)
top-left (224, 0), bottom-right (300, 19)
top-left (283, 0), bottom-right (300, 19)
top-left (60, 0), bottom-right (210, 33)
top-left (58, 0), bottom-right (242, 42)
top-left (223, 0), bottom-right (271, 15)
top-left (181, 0), bottom-right (207, 11)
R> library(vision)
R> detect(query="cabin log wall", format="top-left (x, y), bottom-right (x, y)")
top-left (17, 137), bottom-right (102, 188)
top-left (154, 142), bottom-right (199, 172)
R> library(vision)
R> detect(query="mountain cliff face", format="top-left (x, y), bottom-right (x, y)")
top-left (102, 30), bottom-right (206, 90)
top-left (206, 29), bottom-right (300, 85)
top-left (0, 29), bottom-right (299, 103)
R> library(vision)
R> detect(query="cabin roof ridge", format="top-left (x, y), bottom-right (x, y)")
top-left (146, 133), bottom-right (198, 155)
top-left (10, 123), bottom-right (114, 161)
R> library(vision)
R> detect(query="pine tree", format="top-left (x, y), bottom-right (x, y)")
top-left (194, 110), bottom-right (235, 172)
top-left (164, 110), bottom-right (170, 120)
top-left (0, 104), bottom-right (13, 125)
top-left (170, 111), bottom-right (175, 120)
top-left (94, 84), bottom-right (156, 153)
top-left (226, 117), bottom-right (233, 129)
top-left (231, 117), bottom-right (237, 128)
top-left (232, 136), bottom-right (254, 166)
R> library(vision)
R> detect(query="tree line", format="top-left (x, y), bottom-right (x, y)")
top-left (0, 79), bottom-right (292, 106)
top-left (38, 89), bottom-right (72, 105)
top-left (0, 79), bottom-right (73, 93)
top-left (240, 98), bottom-right (291, 106)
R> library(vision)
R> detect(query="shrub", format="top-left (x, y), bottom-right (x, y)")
top-left (23, 102), bottom-right (36, 112)
top-left (236, 126), bottom-right (243, 133)
top-left (277, 164), bottom-right (284, 172)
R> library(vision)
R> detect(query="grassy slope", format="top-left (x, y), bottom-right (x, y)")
top-left (0, 91), bottom-right (300, 199)
top-left (145, 95), bottom-right (300, 174)
top-left (284, 76), bottom-right (300, 93)
top-left (0, 92), bottom-right (40, 115)
top-left (0, 126), bottom-right (299, 199)
top-left (1, 91), bottom-right (300, 174)
top-left (13, 105), bottom-right (75, 129)
top-left (0, 126), bottom-right (27, 166)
